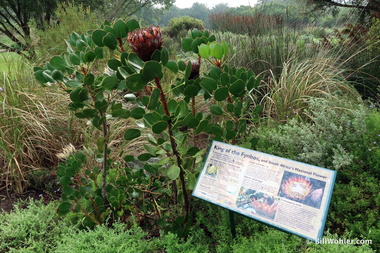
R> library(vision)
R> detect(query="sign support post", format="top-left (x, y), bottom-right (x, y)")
top-left (229, 210), bottom-right (236, 238)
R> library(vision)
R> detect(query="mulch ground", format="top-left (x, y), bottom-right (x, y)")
top-left (0, 185), bottom-right (57, 213)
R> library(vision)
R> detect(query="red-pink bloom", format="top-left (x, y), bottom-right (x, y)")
top-left (127, 26), bottom-right (163, 61)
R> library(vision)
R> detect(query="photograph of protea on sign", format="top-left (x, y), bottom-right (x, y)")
top-left (193, 141), bottom-right (337, 242)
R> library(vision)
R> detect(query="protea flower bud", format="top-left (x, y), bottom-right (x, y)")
top-left (127, 26), bottom-right (163, 62)
top-left (189, 60), bottom-right (200, 80)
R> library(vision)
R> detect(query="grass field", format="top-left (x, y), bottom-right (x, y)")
top-left (0, 52), bottom-right (25, 74)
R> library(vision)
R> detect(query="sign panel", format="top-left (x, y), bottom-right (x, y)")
top-left (192, 141), bottom-right (337, 242)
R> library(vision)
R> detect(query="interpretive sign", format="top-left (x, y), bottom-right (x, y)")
top-left (192, 141), bottom-right (337, 242)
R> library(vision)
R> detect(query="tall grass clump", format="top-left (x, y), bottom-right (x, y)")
top-left (0, 58), bottom-right (82, 194)
top-left (264, 56), bottom-right (361, 122)
top-left (214, 29), bottom-right (324, 77)
top-left (209, 12), bottom-right (283, 36)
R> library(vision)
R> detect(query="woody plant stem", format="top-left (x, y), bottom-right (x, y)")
top-left (154, 77), bottom-right (190, 220)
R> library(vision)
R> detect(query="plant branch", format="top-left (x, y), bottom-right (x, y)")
top-left (154, 77), bottom-right (190, 220)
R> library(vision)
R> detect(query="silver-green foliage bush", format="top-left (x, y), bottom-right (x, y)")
top-left (0, 199), bottom-right (69, 252)
top-left (258, 97), bottom-right (367, 170)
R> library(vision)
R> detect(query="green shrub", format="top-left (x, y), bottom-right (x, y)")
top-left (32, 1), bottom-right (99, 64)
top-left (55, 221), bottom-right (208, 253)
top-left (367, 18), bottom-right (380, 53)
top-left (0, 199), bottom-right (68, 252)
top-left (258, 97), bottom-right (367, 170)
top-left (164, 16), bottom-right (205, 38)
top-left (256, 98), bottom-right (380, 251)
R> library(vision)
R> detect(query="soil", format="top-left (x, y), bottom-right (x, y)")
top-left (0, 185), bottom-right (58, 213)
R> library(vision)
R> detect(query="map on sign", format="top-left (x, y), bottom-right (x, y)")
top-left (192, 141), bottom-right (337, 242)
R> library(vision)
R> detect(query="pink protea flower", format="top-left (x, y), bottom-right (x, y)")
top-left (251, 199), bottom-right (278, 219)
top-left (127, 25), bottom-right (163, 61)
top-left (281, 176), bottom-right (313, 200)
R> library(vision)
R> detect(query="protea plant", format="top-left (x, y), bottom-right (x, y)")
top-left (127, 25), bottom-right (163, 61)
top-left (251, 199), bottom-right (278, 219)
top-left (281, 176), bottom-right (313, 200)
top-left (189, 60), bottom-right (200, 80)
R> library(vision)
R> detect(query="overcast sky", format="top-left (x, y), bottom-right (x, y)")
top-left (174, 0), bottom-right (258, 9)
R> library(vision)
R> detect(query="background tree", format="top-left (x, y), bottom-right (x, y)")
top-left (210, 3), bottom-right (229, 14)
top-left (304, 0), bottom-right (380, 19)
top-left (0, 0), bottom-right (58, 58)
top-left (103, 0), bottom-right (174, 21)
top-left (189, 3), bottom-right (210, 26)
top-left (0, 0), bottom-right (172, 59)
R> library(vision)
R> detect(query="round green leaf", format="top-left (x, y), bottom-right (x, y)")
top-left (70, 87), bottom-right (88, 103)
top-left (210, 105), bottom-right (223, 115)
top-left (103, 33), bottom-right (117, 50)
top-left (34, 70), bottom-right (48, 84)
top-left (113, 20), bottom-right (128, 38)
top-left (125, 73), bottom-right (146, 92)
top-left (124, 129), bottom-right (141, 140)
top-left (65, 80), bottom-right (82, 87)
top-left (195, 119), bottom-right (209, 133)
top-left (214, 87), bottom-right (229, 101)
top-left (84, 51), bottom-right (96, 63)
top-left (199, 44), bottom-right (210, 58)
top-left (209, 43), bottom-right (225, 59)
top-left (161, 47), bottom-right (169, 65)
top-left (112, 108), bottom-right (130, 119)
top-left (69, 53), bottom-right (81, 65)
top-left (131, 107), bottom-right (145, 119)
top-left (101, 76), bottom-right (119, 90)
top-left (220, 72), bottom-right (229, 86)
top-left (191, 38), bottom-right (203, 53)
top-left (167, 165), bottom-right (180, 180)
top-left (142, 61), bottom-right (162, 81)
top-left (187, 173), bottom-right (196, 190)
top-left (208, 35), bottom-right (216, 42)
top-left (225, 130), bottom-right (237, 140)
top-left (60, 176), bottom-right (72, 186)
top-left (128, 53), bottom-right (144, 70)
top-left (191, 28), bottom-right (202, 38)
top-left (63, 186), bottom-right (74, 196)
top-left (126, 19), bottom-right (140, 32)
top-left (94, 47), bottom-right (104, 60)
top-left (165, 60), bottom-right (178, 73)
top-left (147, 88), bottom-right (160, 110)
top-left (167, 99), bottom-right (178, 114)
top-left (178, 60), bottom-right (186, 71)
top-left (201, 77), bottom-right (217, 94)
top-left (92, 29), bottom-right (107, 47)
top-left (229, 79), bottom-right (245, 96)
top-left (50, 56), bottom-right (67, 70)
top-left (57, 202), bottom-right (72, 215)
top-left (51, 69), bottom-right (64, 81)
top-left (84, 73), bottom-right (94, 85)
top-left (124, 155), bottom-right (134, 162)
top-left (181, 38), bottom-right (193, 52)
top-left (152, 121), bottom-right (168, 134)
top-left (184, 85), bottom-right (199, 97)
top-left (108, 59), bottom-right (122, 71)
top-left (187, 147), bottom-right (200, 156)
top-left (188, 117), bottom-right (200, 128)
top-left (138, 153), bottom-right (152, 161)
